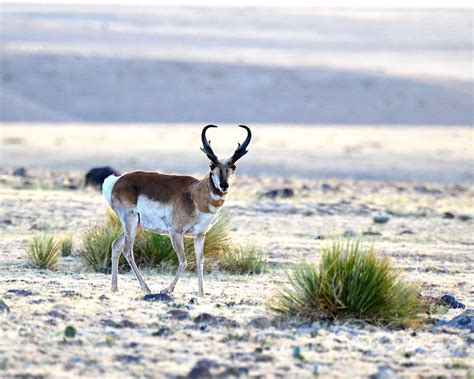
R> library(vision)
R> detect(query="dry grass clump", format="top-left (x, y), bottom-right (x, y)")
top-left (59, 235), bottom-right (73, 257)
top-left (269, 239), bottom-right (423, 326)
top-left (25, 234), bottom-right (60, 270)
top-left (220, 245), bottom-right (266, 274)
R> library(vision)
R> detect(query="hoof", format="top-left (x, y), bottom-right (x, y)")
top-left (160, 287), bottom-right (173, 295)
top-left (111, 286), bottom-right (118, 292)
top-left (143, 287), bottom-right (151, 294)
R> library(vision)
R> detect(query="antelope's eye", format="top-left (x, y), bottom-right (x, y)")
top-left (229, 164), bottom-right (236, 171)
top-left (210, 164), bottom-right (216, 170)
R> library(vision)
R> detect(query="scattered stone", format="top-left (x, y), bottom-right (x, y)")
top-left (437, 310), bottom-right (474, 331)
top-left (292, 346), bottom-right (305, 361)
top-left (115, 354), bottom-right (141, 364)
top-left (1, 219), bottom-right (12, 225)
top-left (101, 319), bottom-right (138, 329)
top-left (194, 313), bottom-right (237, 328)
top-left (143, 293), bottom-right (172, 302)
top-left (64, 326), bottom-right (76, 338)
top-left (398, 229), bottom-right (414, 235)
top-left (220, 366), bottom-right (249, 377)
top-left (255, 354), bottom-right (273, 362)
top-left (7, 289), bottom-right (33, 296)
top-left (261, 188), bottom-right (295, 199)
top-left (443, 212), bottom-right (455, 219)
top-left (152, 326), bottom-right (172, 337)
top-left (458, 214), bottom-right (472, 222)
top-left (321, 183), bottom-right (333, 192)
top-left (440, 294), bottom-right (465, 309)
top-left (247, 316), bottom-right (272, 329)
top-left (372, 212), bottom-right (390, 224)
top-left (414, 185), bottom-right (442, 195)
top-left (60, 290), bottom-right (82, 298)
top-left (48, 310), bottom-right (66, 319)
top-left (85, 166), bottom-right (120, 188)
top-left (343, 228), bottom-right (356, 237)
top-left (187, 359), bottom-right (219, 379)
top-left (98, 294), bottom-right (109, 301)
top-left (188, 297), bottom-right (198, 305)
top-left (167, 309), bottom-right (190, 320)
top-left (0, 300), bottom-right (10, 314)
top-left (370, 365), bottom-right (394, 379)
top-left (363, 229), bottom-right (382, 236)
top-left (13, 167), bottom-right (27, 177)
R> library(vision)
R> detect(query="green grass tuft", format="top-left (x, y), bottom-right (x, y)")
top-left (26, 234), bottom-right (60, 270)
top-left (268, 239), bottom-right (423, 326)
top-left (220, 245), bottom-right (266, 274)
top-left (59, 235), bottom-right (73, 257)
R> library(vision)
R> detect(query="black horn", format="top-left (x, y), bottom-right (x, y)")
top-left (200, 125), bottom-right (219, 163)
top-left (230, 125), bottom-right (252, 163)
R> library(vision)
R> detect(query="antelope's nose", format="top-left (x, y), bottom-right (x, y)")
top-left (221, 183), bottom-right (229, 191)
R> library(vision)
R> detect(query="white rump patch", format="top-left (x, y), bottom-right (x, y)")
top-left (102, 175), bottom-right (119, 206)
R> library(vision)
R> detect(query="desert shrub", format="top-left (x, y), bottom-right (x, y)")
top-left (26, 234), bottom-right (60, 270)
top-left (269, 239), bottom-right (423, 326)
top-left (59, 235), bottom-right (73, 257)
top-left (81, 209), bottom-right (233, 272)
top-left (78, 221), bottom-right (124, 272)
top-left (220, 245), bottom-right (266, 274)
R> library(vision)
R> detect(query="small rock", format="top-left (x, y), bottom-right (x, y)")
top-left (343, 228), bottom-right (356, 237)
top-left (7, 289), bottom-right (33, 296)
top-left (1, 219), bottom-right (12, 225)
top-left (98, 267), bottom-right (112, 274)
top-left (261, 188), bottom-right (295, 199)
top-left (187, 359), bottom-right (219, 379)
top-left (101, 319), bottom-right (138, 329)
top-left (219, 366), bottom-right (249, 377)
top-left (48, 310), bottom-right (66, 319)
top-left (292, 346), bottom-right (305, 361)
top-left (440, 294), bottom-right (465, 309)
top-left (13, 167), bottom-right (27, 177)
top-left (363, 229), bottom-right (382, 236)
top-left (255, 354), bottom-right (273, 362)
top-left (64, 326), bottom-right (76, 338)
top-left (438, 311), bottom-right (474, 331)
top-left (115, 354), bottom-right (141, 364)
top-left (247, 316), bottom-right (272, 329)
top-left (167, 309), bottom-right (190, 320)
top-left (98, 294), bottom-right (109, 301)
top-left (321, 183), bottom-right (333, 192)
top-left (458, 214), bottom-right (472, 222)
top-left (152, 326), bottom-right (172, 337)
top-left (60, 290), bottom-right (82, 298)
top-left (194, 313), bottom-right (237, 328)
top-left (372, 212), bottom-right (390, 224)
top-left (0, 300), bottom-right (10, 314)
top-left (398, 229), bottom-right (415, 235)
top-left (143, 293), bottom-right (172, 302)
top-left (443, 212), bottom-right (455, 219)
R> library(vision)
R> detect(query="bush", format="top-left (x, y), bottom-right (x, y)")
top-left (220, 245), bottom-right (266, 274)
top-left (269, 239), bottom-right (423, 326)
top-left (80, 209), bottom-right (233, 272)
top-left (59, 235), bottom-right (73, 257)
top-left (26, 234), bottom-right (60, 270)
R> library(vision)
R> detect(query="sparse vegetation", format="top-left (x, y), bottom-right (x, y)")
top-left (25, 234), bottom-right (60, 270)
top-left (220, 245), bottom-right (266, 274)
top-left (269, 239), bottom-right (423, 326)
top-left (59, 235), bottom-right (73, 257)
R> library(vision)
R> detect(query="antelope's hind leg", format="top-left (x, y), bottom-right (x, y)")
top-left (161, 232), bottom-right (187, 294)
top-left (122, 211), bottom-right (151, 293)
top-left (111, 233), bottom-right (125, 291)
top-left (194, 234), bottom-right (205, 297)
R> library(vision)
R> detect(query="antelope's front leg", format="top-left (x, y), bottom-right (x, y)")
top-left (194, 234), bottom-right (205, 297)
top-left (161, 232), bottom-right (187, 294)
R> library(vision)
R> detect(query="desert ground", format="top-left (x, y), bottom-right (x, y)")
top-left (1, 125), bottom-right (473, 378)
top-left (1, 3), bottom-right (473, 379)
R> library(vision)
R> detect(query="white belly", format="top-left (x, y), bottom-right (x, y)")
top-left (136, 196), bottom-right (172, 233)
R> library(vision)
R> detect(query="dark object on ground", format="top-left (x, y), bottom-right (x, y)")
top-left (262, 188), bottom-right (295, 199)
top-left (458, 214), bottom-right (472, 221)
top-left (115, 354), bottom-right (141, 364)
top-left (436, 309), bottom-right (474, 331)
top-left (101, 319), bottom-right (138, 329)
top-left (363, 230), bottom-right (382, 236)
top-left (167, 309), bottom-right (190, 320)
top-left (372, 212), bottom-right (390, 224)
top-left (440, 294), bottom-right (465, 309)
top-left (398, 229), bottom-right (415, 235)
top-left (187, 359), bottom-right (219, 379)
top-left (7, 289), bottom-right (33, 296)
top-left (443, 212), bottom-right (455, 219)
top-left (143, 293), bottom-right (173, 302)
top-left (85, 166), bottom-right (120, 188)
top-left (194, 313), bottom-right (238, 327)
top-left (247, 316), bottom-right (272, 329)
top-left (64, 326), bottom-right (76, 338)
top-left (13, 167), bottom-right (27, 177)
top-left (0, 300), bottom-right (10, 313)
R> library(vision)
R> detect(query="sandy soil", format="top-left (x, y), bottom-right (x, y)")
top-left (0, 167), bottom-right (473, 378)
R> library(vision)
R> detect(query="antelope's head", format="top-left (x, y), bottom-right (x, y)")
top-left (200, 124), bottom-right (252, 194)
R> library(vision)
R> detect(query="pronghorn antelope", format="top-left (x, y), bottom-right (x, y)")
top-left (102, 125), bottom-right (252, 296)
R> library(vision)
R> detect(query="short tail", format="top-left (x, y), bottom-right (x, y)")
top-left (102, 174), bottom-right (120, 206)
